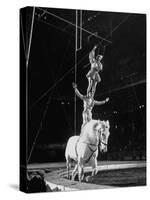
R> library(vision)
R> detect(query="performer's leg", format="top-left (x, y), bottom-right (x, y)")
top-left (89, 111), bottom-right (92, 121)
top-left (87, 78), bottom-right (93, 94)
top-left (81, 113), bottom-right (86, 130)
top-left (81, 112), bottom-right (88, 130)
top-left (86, 110), bottom-right (91, 122)
top-left (91, 82), bottom-right (97, 97)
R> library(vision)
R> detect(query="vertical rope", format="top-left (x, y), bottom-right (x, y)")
top-left (26, 7), bottom-right (35, 67)
top-left (20, 13), bottom-right (26, 58)
top-left (79, 10), bottom-right (82, 50)
top-left (74, 10), bottom-right (78, 135)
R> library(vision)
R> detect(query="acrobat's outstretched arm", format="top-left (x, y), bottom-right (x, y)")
top-left (72, 83), bottom-right (85, 100)
top-left (94, 97), bottom-right (109, 105)
top-left (89, 45), bottom-right (97, 64)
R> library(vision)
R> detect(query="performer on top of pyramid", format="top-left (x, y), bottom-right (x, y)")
top-left (72, 83), bottom-right (109, 128)
top-left (86, 45), bottom-right (103, 96)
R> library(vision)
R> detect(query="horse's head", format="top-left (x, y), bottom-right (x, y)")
top-left (95, 120), bottom-right (110, 153)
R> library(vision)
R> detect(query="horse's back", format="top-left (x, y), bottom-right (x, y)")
top-left (65, 136), bottom-right (79, 161)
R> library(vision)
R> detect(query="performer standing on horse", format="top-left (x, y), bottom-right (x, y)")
top-left (86, 45), bottom-right (103, 97)
top-left (72, 83), bottom-right (109, 128)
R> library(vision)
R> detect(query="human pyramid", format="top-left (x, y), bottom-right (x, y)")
top-left (72, 45), bottom-right (109, 130)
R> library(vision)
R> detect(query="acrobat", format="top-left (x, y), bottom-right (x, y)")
top-left (72, 83), bottom-right (109, 128)
top-left (86, 45), bottom-right (103, 96)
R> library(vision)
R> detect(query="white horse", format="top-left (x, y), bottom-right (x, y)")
top-left (65, 119), bottom-right (110, 182)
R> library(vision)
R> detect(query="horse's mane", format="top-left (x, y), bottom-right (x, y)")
top-left (80, 119), bottom-right (110, 137)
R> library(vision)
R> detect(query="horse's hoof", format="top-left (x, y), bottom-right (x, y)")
top-left (85, 176), bottom-right (92, 182)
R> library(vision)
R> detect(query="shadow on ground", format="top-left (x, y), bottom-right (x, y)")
top-left (9, 184), bottom-right (19, 191)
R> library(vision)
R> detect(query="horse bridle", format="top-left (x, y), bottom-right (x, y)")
top-left (80, 135), bottom-right (107, 163)
top-left (81, 135), bottom-right (108, 148)
top-left (99, 138), bottom-right (108, 146)
top-left (81, 127), bottom-right (108, 148)
top-left (97, 128), bottom-right (108, 147)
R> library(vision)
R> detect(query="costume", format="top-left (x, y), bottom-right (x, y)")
top-left (86, 47), bottom-right (103, 95)
top-left (74, 87), bottom-right (106, 127)
top-left (86, 61), bottom-right (102, 83)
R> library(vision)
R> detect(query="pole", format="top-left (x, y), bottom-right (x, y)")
top-left (74, 10), bottom-right (78, 135)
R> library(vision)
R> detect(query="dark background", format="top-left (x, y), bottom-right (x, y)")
top-left (21, 7), bottom-right (146, 163)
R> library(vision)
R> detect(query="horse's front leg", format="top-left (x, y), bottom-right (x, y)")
top-left (78, 158), bottom-right (84, 182)
top-left (78, 164), bottom-right (84, 182)
top-left (81, 168), bottom-right (84, 181)
top-left (91, 157), bottom-right (98, 177)
top-left (85, 157), bottom-right (97, 182)
top-left (71, 164), bottom-right (78, 181)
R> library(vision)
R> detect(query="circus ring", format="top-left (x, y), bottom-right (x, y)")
top-left (28, 161), bottom-right (146, 192)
